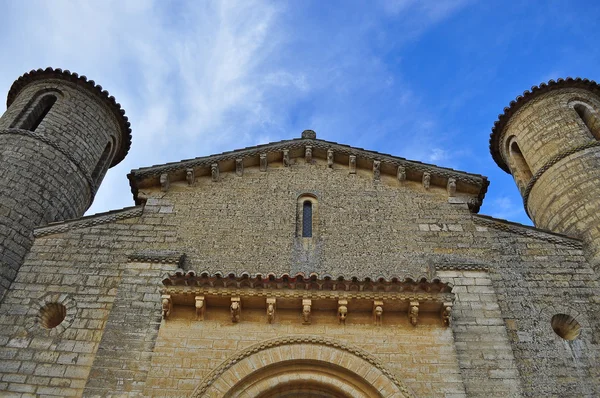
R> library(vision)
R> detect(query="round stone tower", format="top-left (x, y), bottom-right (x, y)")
top-left (0, 68), bottom-right (131, 299)
top-left (490, 77), bottom-right (600, 264)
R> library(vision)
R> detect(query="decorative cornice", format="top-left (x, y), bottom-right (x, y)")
top-left (162, 286), bottom-right (454, 303)
top-left (128, 250), bottom-right (185, 265)
top-left (522, 141), bottom-right (600, 217)
top-left (34, 206), bottom-right (143, 237)
top-left (490, 77), bottom-right (600, 172)
top-left (192, 335), bottom-right (413, 397)
top-left (1, 128), bottom-right (96, 201)
top-left (7, 67), bottom-right (131, 166)
top-left (472, 215), bottom-right (583, 248)
top-left (162, 271), bottom-right (453, 294)
top-left (128, 137), bottom-right (489, 211)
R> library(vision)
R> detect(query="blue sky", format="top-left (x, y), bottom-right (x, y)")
top-left (1, 0), bottom-right (599, 226)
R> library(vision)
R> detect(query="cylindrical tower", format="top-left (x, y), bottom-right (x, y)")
top-left (0, 68), bottom-right (131, 299)
top-left (490, 78), bottom-right (600, 264)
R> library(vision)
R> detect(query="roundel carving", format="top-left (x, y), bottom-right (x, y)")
top-left (191, 335), bottom-right (414, 398)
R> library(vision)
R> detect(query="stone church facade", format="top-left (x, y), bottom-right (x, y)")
top-left (0, 68), bottom-right (598, 397)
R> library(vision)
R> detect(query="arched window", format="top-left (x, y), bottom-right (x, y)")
top-left (573, 103), bottom-right (600, 140)
top-left (507, 138), bottom-right (533, 193)
top-left (297, 194), bottom-right (318, 238)
top-left (11, 92), bottom-right (58, 131)
top-left (302, 201), bottom-right (313, 237)
top-left (91, 138), bottom-right (115, 185)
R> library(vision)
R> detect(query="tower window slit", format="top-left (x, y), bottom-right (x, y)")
top-left (15, 94), bottom-right (57, 131)
top-left (302, 201), bottom-right (313, 237)
top-left (574, 104), bottom-right (600, 140)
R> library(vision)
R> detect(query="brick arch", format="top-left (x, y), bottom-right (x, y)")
top-left (191, 336), bottom-right (414, 398)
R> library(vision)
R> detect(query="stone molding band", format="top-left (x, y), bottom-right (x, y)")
top-left (1, 128), bottom-right (97, 202)
top-left (128, 250), bottom-right (186, 265)
top-left (472, 215), bottom-right (582, 248)
top-left (34, 206), bottom-right (143, 237)
top-left (191, 335), bottom-right (413, 397)
top-left (161, 286), bottom-right (455, 303)
top-left (522, 140), bottom-right (600, 217)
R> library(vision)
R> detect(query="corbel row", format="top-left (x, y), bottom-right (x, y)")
top-left (157, 146), bottom-right (461, 200)
top-left (161, 294), bottom-right (453, 327)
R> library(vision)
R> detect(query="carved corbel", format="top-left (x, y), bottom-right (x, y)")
top-left (230, 297), bottom-right (241, 323)
top-left (211, 163), bottom-right (219, 182)
top-left (327, 149), bottom-right (334, 168)
top-left (373, 300), bottom-right (383, 326)
top-left (408, 301), bottom-right (419, 326)
top-left (338, 299), bottom-right (348, 325)
top-left (305, 146), bottom-right (312, 163)
top-left (160, 173), bottom-right (170, 192)
top-left (441, 302), bottom-right (453, 327)
top-left (467, 197), bottom-right (481, 212)
top-left (161, 294), bottom-right (172, 319)
top-left (349, 155), bottom-right (356, 174)
top-left (266, 298), bottom-right (276, 324)
top-left (302, 299), bottom-right (312, 325)
top-left (373, 160), bottom-right (381, 181)
top-left (260, 153), bottom-right (267, 172)
top-left (447, 178), bottom-right (456, 197)
top-left (397, 166), bottom-right (406, 182)
top-left (186, 168), bottom-right (195, 186)
top-left (283, 149), bottom-right (290, 167)
top-left (422, 172), bottom-right (431, 190)
top-left (195, 296), bottom-right (205, 321)
top-left (236, 158), bottom-right (244, 176)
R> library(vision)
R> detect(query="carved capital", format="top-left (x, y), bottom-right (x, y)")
top-left (235, 158), bottom-right (244, 176)
top-left (195, 296), bottom-right (205, 321)
top-left (260, 153), bottom-right (267, 172)
top-left (408, 301), bottom-right (419, 326)
top-left (422, 172), bottom-right (431, 190)
top-left (373, 160), bottom-right (381, 181)
top-left (349, 155), bottom-right (356, 174)
top-left (160, 173), bottom-right (170, 192)
top-left (211, 163), bottom-right (219, 182)
top-left (327, 149), bottom-right (334, 168)
top-left (373, 300), bottom-right (383, 326)
top-left (266, 298), bottom-right (276, 324)
top-left (302, 299), bottom-right (312, 325)
top-left (161, 294), bottom-right (172, 319)
top-left (230, 297), bottom-right (241, 323)
top-left (186, 168), bottom-right (195, 186)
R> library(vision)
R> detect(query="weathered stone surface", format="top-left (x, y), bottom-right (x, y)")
top-left (0, 72), bottom-right (598, 397)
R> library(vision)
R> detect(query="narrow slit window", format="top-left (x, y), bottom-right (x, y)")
top-left (18, 94), bottom-right (57, 131)
top-left (574, 103), bottom-right (600, 140)
top-left (91, 140), bottom-right (113, 184)
top-left (509, 140), bottom-right (533, 192)
top-left (302, 201), bottom-right (313, 237)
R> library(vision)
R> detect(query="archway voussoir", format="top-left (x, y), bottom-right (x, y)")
top-left (192, 336), bottom-right (415, 398)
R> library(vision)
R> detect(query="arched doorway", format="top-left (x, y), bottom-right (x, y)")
top-left (192, 336), bottom-right (414, 398)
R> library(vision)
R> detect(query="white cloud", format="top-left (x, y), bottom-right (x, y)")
top-left (0, 0), bottom-right (472, 216)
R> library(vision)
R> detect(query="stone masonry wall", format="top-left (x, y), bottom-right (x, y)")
top-left (0, 78), bottom-right (124, 301)
top-left (0, 158), bottom-right (599, 396)
top-left (144, 307), bottom-right (466, 397)
top-left (0, 207), bottom-right (175, 397)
